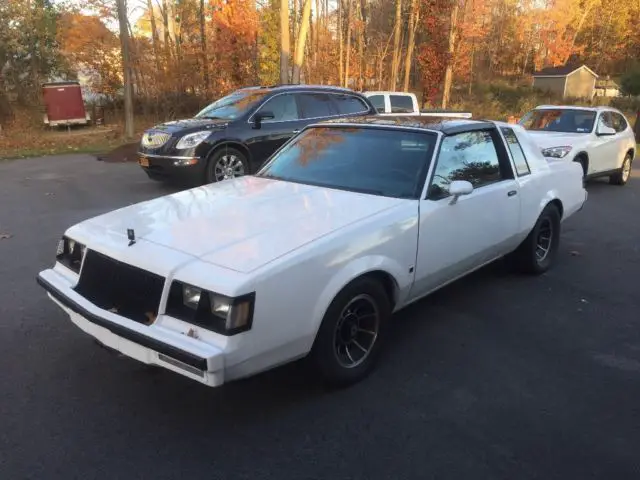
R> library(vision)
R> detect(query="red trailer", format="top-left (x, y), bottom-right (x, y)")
top-left (42, 81), bottom-right (91, 127)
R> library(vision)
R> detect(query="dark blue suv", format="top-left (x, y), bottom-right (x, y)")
top-left (137, 85), bottom-right (377, 186)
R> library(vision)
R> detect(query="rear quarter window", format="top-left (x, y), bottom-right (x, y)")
top-left (500, 127), bottom-right (531, 176)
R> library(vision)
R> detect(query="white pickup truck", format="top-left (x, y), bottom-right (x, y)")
top-left (363, 91), bottom-right (472, 118)
top-left (519, 105), bottom-right (636, 186)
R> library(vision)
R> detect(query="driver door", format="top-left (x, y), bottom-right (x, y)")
top-left (590, 112), bottom-right (619, 173)
top-left (245, 93), bottom-right (306, 167)
top-left (409, 129), bottom-right (521, 300)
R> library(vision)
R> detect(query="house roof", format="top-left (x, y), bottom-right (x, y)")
top-left (533, 64), bottom-right (598, 78)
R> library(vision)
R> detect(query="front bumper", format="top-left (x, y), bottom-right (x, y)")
top-left (138, 152), bottom-right (205, 183)
top-left (37, 268), bottom-right (225, 387)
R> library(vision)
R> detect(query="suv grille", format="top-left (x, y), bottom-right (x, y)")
top-left (141, 131), bottom-right (171, 148)
top-left (75, 250), bottom-right (164, 325)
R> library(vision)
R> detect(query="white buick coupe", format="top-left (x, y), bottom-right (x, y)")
top-left (38, 116), bottom-right (588, 388)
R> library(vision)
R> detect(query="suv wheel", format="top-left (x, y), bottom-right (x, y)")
top-left (206, 147), bottom-right (249, 183)
top-left (609, 153), bottom-right (632, 186)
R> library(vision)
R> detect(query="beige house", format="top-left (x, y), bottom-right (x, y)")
top-left (594, 77), bottom-right (620, 97)
top-left (532, 64), bottom-right (598, 99)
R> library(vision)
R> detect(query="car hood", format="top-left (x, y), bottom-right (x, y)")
top-left (67, 176), bottom-right (405, 274)
top-left (150, 117), bottom-right (230, 134)
top-left (524, 131), bottom-right (591, 150)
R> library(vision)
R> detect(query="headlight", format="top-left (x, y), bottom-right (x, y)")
top-left (175, 131), bottom-right (210, 150)
top-left (167, 281), bottom-right (255, 335)
top-left (56, 236), bottom-right (86, 274)
top-left (541, 146), bottom-right (572, 158)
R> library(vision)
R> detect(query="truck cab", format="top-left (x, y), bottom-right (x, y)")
top-left (363, 91), bottom-right (472, 118)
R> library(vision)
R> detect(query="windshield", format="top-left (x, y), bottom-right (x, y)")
top-left (519, 109), bottom-right (596, 133)
top-left (257, 126), bottom-right (437, 199)
top-left (195, 90), bottom-right (269, 120)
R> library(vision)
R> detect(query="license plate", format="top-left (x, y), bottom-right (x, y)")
top-left (139, 155), bottom-right (149, 167)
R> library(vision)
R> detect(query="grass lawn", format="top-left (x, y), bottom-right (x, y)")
top-left (0, 125), bottom-right (139, 161)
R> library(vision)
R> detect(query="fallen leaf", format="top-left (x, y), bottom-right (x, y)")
top-left (0, 233), bottom-right (12, 240)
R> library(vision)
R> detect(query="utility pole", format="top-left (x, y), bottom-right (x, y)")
top-left (116, 0), bottom-right (134, 140)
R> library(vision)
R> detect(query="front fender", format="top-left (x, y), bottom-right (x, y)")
top-left (310, 255), bottom-right (411, 336)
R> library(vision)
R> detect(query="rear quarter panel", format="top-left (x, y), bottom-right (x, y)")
top-left (512, 125), bottom-right (586, 234)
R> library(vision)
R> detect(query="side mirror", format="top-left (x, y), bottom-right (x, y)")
top-left (597, 124), bottom-right (616, 136)
top-left (252, 111), bottom-right (275, 129)
top-left (448, 180), bottom-right (473, 205)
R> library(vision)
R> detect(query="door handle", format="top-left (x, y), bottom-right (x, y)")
top-left (507, 190), bottom-right (517, 197)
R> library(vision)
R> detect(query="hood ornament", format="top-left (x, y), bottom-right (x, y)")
top-left (127, 228), bottom-right (136, 246)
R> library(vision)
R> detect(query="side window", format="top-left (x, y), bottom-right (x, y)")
top-left (429, 130), bottom-right (503, 199)
top-left (368, 95), bottom-right (385, 113)
top-left (332, 94), bottom-right (370, 115)
top-left (259, 94), bottom-right (299, 123)
top-left (611, 112), bottom-right (628, 133)
top-left (297, 93), bottom-right (336, 119)
top-left (500, 127), bottom-right (530, 176)
top-left (389, 95), bottom-right (414, 113)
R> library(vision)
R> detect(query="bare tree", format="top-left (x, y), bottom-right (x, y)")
top-left (199, 0), bottom-right (209, 91)
top-left (344, 0), bottom-right (352, 87)
top-left (338, 0), bottom-right (344, 86)
top-left (442, 0), bottom-right (459, 109)
top-left (389, 0), bottom-right (402, 90)
top-left (292, 0), bottom-right (312, 83)
top-left (116, 0), bottom-right (134, 139)
top-left (280, 0), bottom-right (290, 83)
top-left (402, 0), bottom-right (419, 92)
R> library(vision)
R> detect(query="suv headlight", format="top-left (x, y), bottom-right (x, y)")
top-left (175, 131), bottom-right (211, 150)
top-left (56, 236), bottom-right (86, 274)
top-left (166, 281), bottom-right (255, 335)
top-left (541, 146), bottom-right (572, 158)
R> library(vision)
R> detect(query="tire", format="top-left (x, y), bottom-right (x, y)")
top-left (508, 203), bottom-right (561, 275)
top-left (205, 147), bottom-right (249, 184)
top-left (609, 153), bottom-right (632, 186)
top-left (310, 277), bottom-right (391, 387)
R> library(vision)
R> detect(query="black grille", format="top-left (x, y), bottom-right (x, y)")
top-left (75, 250), bottom-right (165, 324)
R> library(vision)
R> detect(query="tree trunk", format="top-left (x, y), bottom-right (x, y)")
top-left (116, 0), bottom-right (134, 140)
top-left (355, 0), bottom-right (363, 90)
top-left (279, 0), bottom-right (290, 84)
top-left (389, 0), bottom-right (402, 90)
top-left (441, 0), bottom-right (459, 109)
top-left (161, 0), bottom-right (171, 64)
top-left (402, 0), bottom-right (419, 92)
top-left (292, 0), bottom-right (312, 83)
top-left (359, 0), bottom-right (368, 91)
top-left (199, 0), bottom-right (209, 91)
top-left (344, 0), bottom-right (352, 88)
top-left (338, 0), bottom-right (344, 86)
top-left (147, 0), bottom-right (162, 76)
top-left (314, 0), bottom-right (319, 77)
